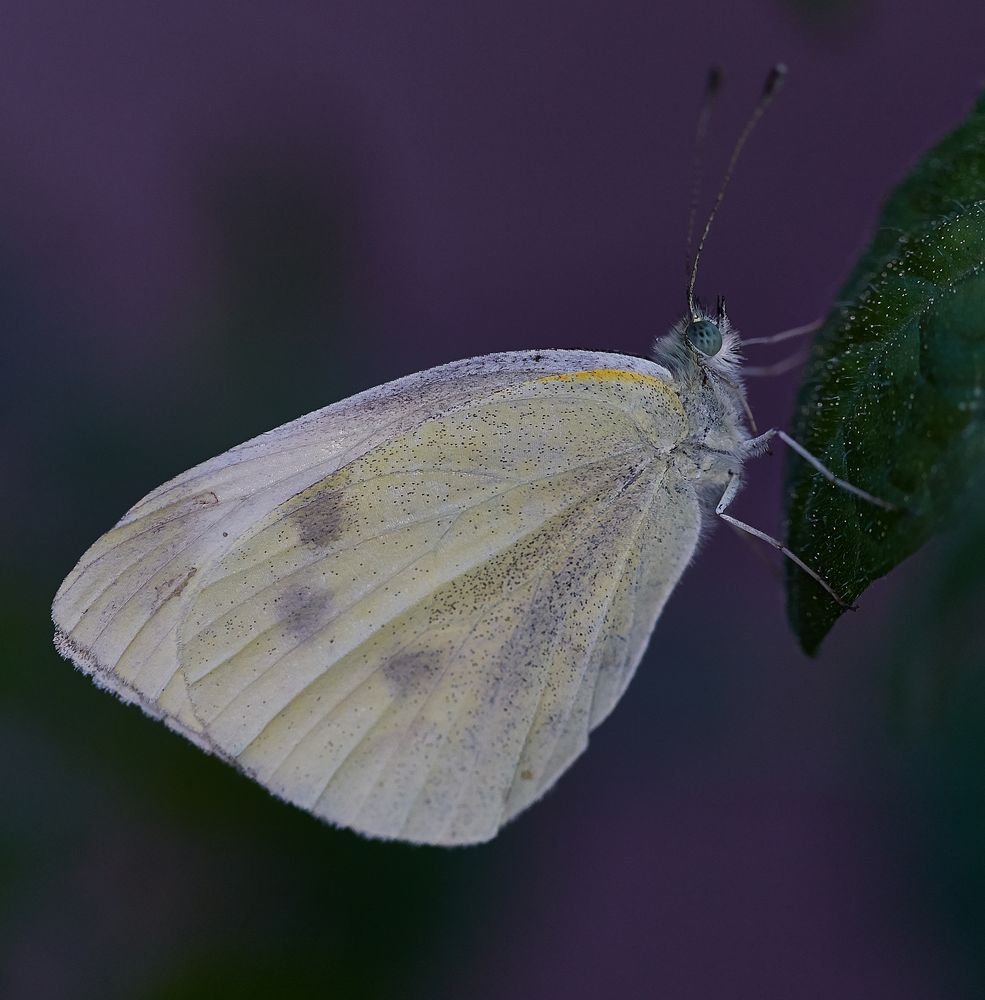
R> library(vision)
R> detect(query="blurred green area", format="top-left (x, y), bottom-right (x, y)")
top-left (890, 474), bottom-right (985, 985)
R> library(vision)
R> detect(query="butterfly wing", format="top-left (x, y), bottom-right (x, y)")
top-left (54, 351), bottom-right (653, 743)
top-left (53, 353), bottom-right (699, 843)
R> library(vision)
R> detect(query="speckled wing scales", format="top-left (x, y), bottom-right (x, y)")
top-left (179, 371), bottom-right (698, 844)
top-left (52, 353), bottom-right (697, 845)
top-left (53, 351), bottom-right (654, 732)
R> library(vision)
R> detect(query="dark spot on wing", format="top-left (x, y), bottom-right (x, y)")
top-left (294, 487), bottom-right (346, 548)
top-left (155, 566), bottom-right (197, 609)
top-left (280, 583), bottom-right (334, 642)
top-left (382, 651), bottom-right (438, 699)
top-left (169, 567), bottom-right (197, 599)
top-left (520, 768), bottom-right (534, 781)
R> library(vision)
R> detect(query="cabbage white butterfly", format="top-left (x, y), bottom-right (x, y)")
top-left (51, 67), bottom-right (888, 845)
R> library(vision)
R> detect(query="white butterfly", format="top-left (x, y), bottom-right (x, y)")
top-left (53, 303), bottom-right (886, 844)
top-left (52, 66), bottom-right (890, 844)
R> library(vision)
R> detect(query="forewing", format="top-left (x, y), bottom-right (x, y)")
top-left (52, 350), bottom-right (671, 750)
top-left (179, 371), bottom-right (696, 844)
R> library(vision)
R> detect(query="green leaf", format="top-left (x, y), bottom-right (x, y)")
top-left (785, 92), bottom-right (985, 653)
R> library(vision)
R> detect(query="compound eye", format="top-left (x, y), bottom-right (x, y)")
top-left (685, 318), bottom-right (723, 357)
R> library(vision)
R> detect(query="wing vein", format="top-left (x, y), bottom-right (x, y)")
top-left (386, 460), bottom-right (661, 838)
top-left (75, 505), bottom-right (233, 659)
top-left (192, 444), bottom-right (648, 635)
top-left (207, 457), bottom-right (646, 735)
top-left (429, 462), bottom-right (662, 839)
top-left (501, 471), bottom-right (663, 817)
top-left (186, 447), bottom-right (649, 678)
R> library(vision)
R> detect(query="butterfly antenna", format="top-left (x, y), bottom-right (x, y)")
top-left (685, 66), bottom-right (723, 287)
top-left (686, 63), bottom-right (787, 319)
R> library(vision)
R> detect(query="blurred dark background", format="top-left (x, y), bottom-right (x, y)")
top-left (3, 2), bottom-right (985, 997)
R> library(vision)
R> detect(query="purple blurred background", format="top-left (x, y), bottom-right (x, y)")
top-left (3, 2), bottom-right (985, 997)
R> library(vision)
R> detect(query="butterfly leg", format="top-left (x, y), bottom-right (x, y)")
top-left (743, 429), bottom-right (896, 510)
top-left (715, 472), bottom-right (854, 608)
top-left (743, 351), bottom-right (808, 377)
top-left (742, 318), bottom-right (821, 346)
top-left (741, 319), bottom-right (819, 377)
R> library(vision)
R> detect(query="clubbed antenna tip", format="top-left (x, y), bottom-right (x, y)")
top-left (707, 65), bottom-right (723, 96)
top-left (763, 63), bottom-right (787, 97)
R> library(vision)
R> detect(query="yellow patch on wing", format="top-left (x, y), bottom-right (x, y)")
top-left (531, 368), bottom-right (671, 388)
top-left (522, 368), bottom-right (686, 452)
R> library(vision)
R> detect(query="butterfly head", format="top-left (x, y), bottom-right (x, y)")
top-left (656, 295), bottom-right (742, 380)
top-left (652, 298), bottom-right (753, 447)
